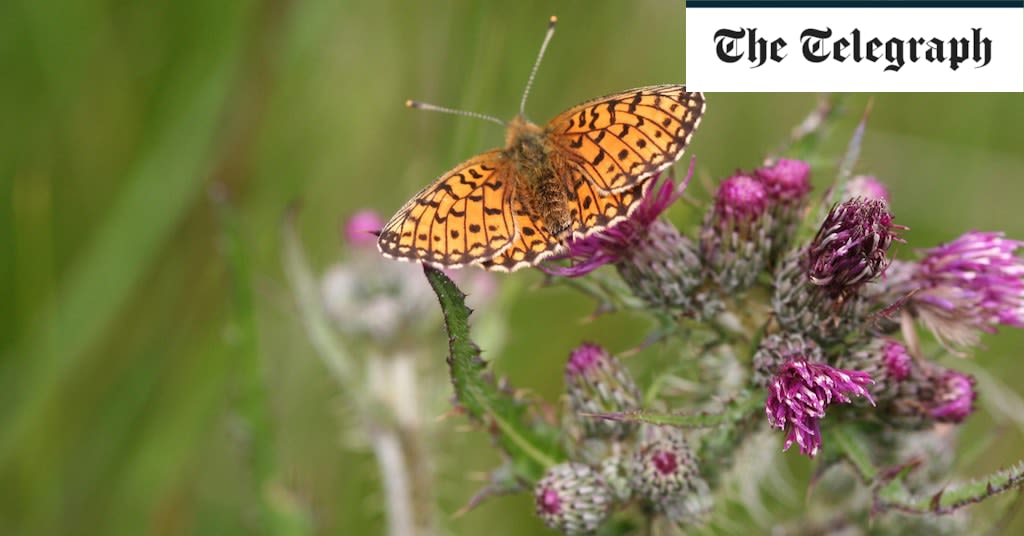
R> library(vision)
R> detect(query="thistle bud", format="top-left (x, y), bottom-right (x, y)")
top-left (772, 248), bottom-right (872, 345)
top-left (882, 361), bottom-right (977, 428)
top-left (628, 425), bottom-right (698, 502)
top-left (614, 221), bottom-right (711, 315)
top-left (700, 174), bottom-right (772, 292)
top-left (755, 159), bottom-right (812, 265)
top-left (565, 344), bottom-right (642, 440)
top-left (807, 198), bottom-right (902, 299)
top-left (837, 338), bottom-right (912, 403)
top-left (534, 462), bottom-right (614, 535)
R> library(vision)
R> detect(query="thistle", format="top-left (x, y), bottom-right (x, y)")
top-left (764, 358), bottom-right (874, 457)
top-left (900, 231), bottom-right (1024, 350)
top-left (700, 173), bottom-right (772, 292)
top-left (756, 158), bottom-right (812, 265)
top-left (534, 462), bottom-right (615, 535)
top-left (565, 343), bottom-right (642, 440)
top-left (546, 171), bottom-right (718, 317)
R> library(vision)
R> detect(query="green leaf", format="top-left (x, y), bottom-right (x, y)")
top-left (833, 425), bottom-right (879, 482)
top-left (832, 423), bottom-right (1024, 516)
top-left (423, 265), bottom-right (563, 482)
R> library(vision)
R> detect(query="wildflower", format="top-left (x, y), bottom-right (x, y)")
top-left (764, 357), bottom-right (874, 457)
top-left (904, 231), bottom-right (1024, 350)
top-left (880, 338), bottom-right (912, 381)
top-left (837, 338), bottom-right (912, 403)
top-left (534, 462), bottom-right (614, 535)
top-left (627, 425), bottom-right (709, 519)
top-left (565, 343), bottom-right (642, 440)
top-left (700, 174), bottom-right (771, 292)
top-left (929, 369), bottom-right (977, 423)
top-left (757, 158), bottom-right (812, 203)
top-left (545, 170), bottom-right (716, 315)
top-left (807, 197), bottom-right (903, 299)
top-left (882, 361), bottom-right (977, 428)
top-left (843, 175), bottom-right (890, 203)
top-left (772, 248), bottom-right (872, 345)
top-left (755, 158), bottom-right (812, 264)
top-left (752, 333), bottom-right (826, 387)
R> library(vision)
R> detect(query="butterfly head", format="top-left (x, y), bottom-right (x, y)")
top-left (505, 115), bottom-right (545, 149)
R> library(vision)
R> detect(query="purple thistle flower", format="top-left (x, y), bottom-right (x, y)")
top-left (713, 174), bottom-right (770, 222)
top-left (755, 159), bottom-right (812, 266)
top-left (836, 338), bottom-right (912, 403)
top-left (908, 231), bottom-right (1024, 350)
top-left (765, 360), bottom-right (875, 457)
top-left (566, 343), bottom-right (602, 375)
top-left (844, 175), bottom-right (891, 203)
top-left (881, 338), bottom-right (912, 381)
top-left (756, 159), bottom-right (812, 203)
top-left (930, 370), bottom-right (977, 423)
top-left (807, 197), bottom-right (904, 299)
top-left (700, 174), bottom-right (771, 291)
top-left (879, 360), bottom-right (978, 428)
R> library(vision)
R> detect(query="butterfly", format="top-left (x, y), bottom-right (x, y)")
top-left (378, 17), bottom-right (705, 272)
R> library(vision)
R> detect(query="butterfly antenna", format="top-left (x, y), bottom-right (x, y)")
top-left (519, 15), bottom-right (558, 117)
top-left (405, 100), bottom-right (506, 127)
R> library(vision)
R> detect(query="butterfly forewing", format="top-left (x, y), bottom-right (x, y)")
top-left (547, 85), bottom-right (705, 194)
top-left (378, 151), bottom-right (516, 268)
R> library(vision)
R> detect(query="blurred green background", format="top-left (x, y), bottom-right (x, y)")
top-left (2, 0), bottom-right (1023, 534)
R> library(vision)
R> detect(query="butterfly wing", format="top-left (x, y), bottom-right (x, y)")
top-left (547, 84), bottom-right (705, 194)
top-left (566, 165), bottom-right (651, 238)
top-left (377, 151), bottom-right (517, 268)
top-left (477, 197), bottom-right (564, 272)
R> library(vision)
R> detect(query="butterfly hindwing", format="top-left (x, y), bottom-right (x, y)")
top-left (548, 84), bottom-right (705, 194)
top-left (568, 167), bottom-right (650, 238)
top-left (477, 197), bottom-right (562, 272)
top-left (377, 151), bottom-right (516, 268)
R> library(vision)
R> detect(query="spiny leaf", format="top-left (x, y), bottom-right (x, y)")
top-left (874, 460), bottom-right (1024, 516)
top-left (423, 265), bottom-right (564, 482)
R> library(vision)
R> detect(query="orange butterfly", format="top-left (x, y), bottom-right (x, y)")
top-left (378, 16), bottom-right (705, 272)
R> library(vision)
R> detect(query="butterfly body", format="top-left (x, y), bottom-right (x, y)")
top-left (379, 84), bottom-right (706, 272)
top-left (503, 115), bottom-right (575, 240)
